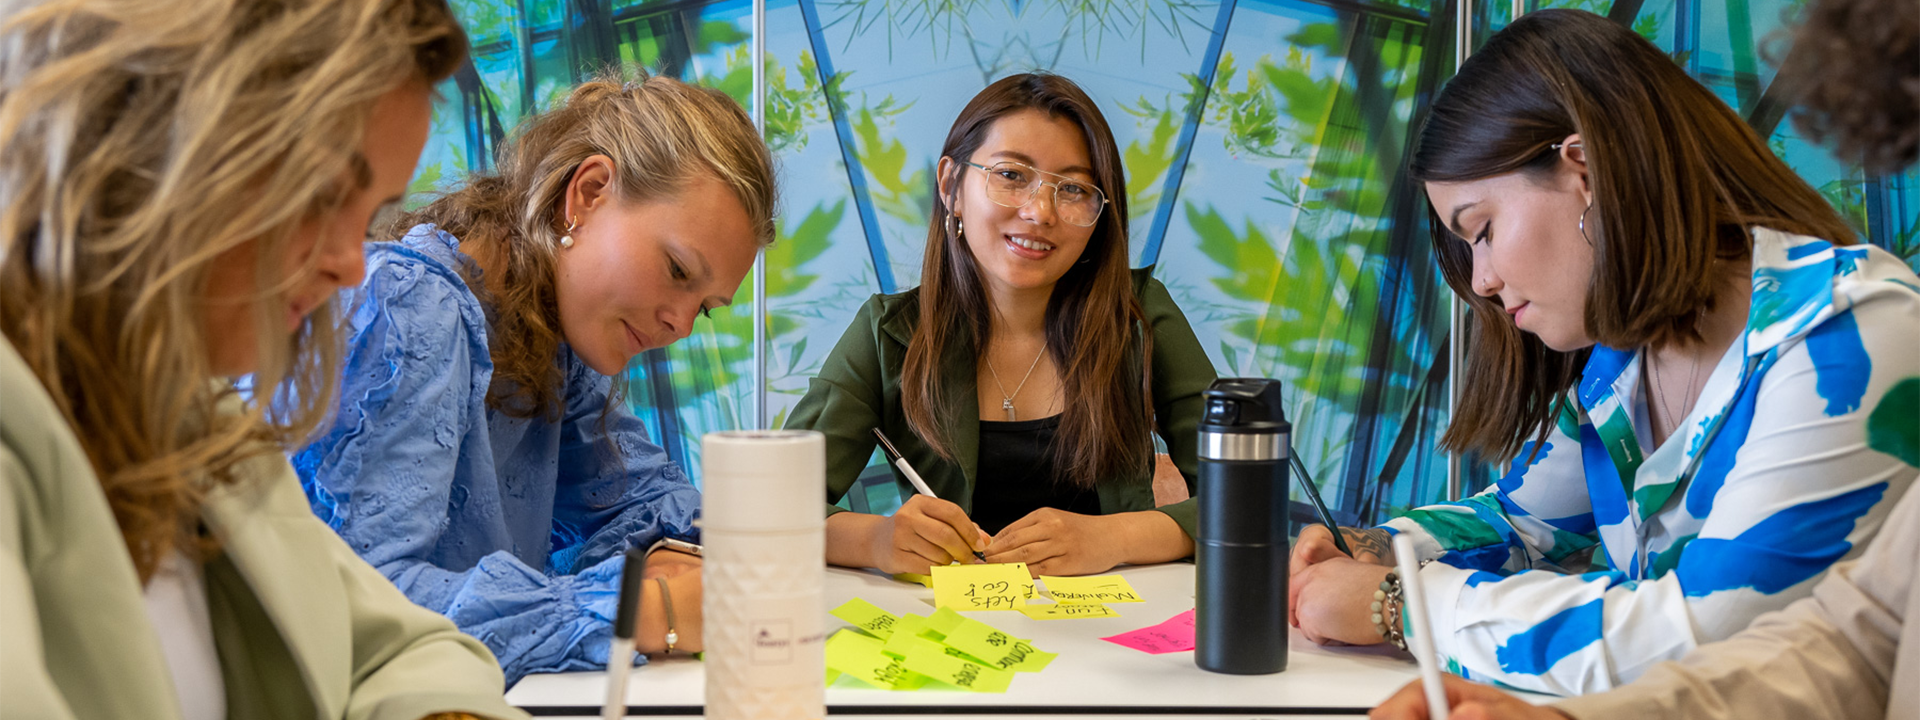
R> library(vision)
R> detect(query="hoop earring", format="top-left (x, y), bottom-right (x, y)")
top-left (1578, 202), bottom-right (1594, 244)
top-left (560, 216), bottom-right (578, 249)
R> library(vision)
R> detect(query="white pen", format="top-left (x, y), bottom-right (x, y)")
top-left (871, 427), bottom-right (986, 561)
top-left (1392, 534), bottom-right (1449, 720)
top-left (602, 546), bottom-right (648, 720)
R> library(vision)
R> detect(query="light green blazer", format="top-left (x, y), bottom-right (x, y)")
top-left (0, 336), bottom-right (527, 720)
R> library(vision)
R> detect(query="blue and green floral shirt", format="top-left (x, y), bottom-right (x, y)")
top-left (1384, 228), bottom-right (1920, 695)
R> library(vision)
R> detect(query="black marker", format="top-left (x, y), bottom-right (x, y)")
top-left (1290, 452), bottom-right (1353, 557)
top-left (602, 545), bottom-right (648, 720)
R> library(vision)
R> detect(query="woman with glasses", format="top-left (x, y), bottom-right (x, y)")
top-left (291, 72), bottom-right (776, 685)
top-left (786, 73), bottom-right (1218, 577)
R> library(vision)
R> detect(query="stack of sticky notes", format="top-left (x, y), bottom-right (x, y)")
top-left (826, 599), bottom-right (1057, 693)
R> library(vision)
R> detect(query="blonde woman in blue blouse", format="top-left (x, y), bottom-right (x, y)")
top-left (1289, 9), bottom-right (1920, 697)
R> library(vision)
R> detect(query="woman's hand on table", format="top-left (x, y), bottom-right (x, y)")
top-left (637, 570), bottom-right (702, 655)
top-left (983, 509), bottom-right (1192, 576)
top-left (1290, 556), bottom-right (1394, 645)
top-left (1371, 674), bottom-right (1573, 720)
top-left (827, 494), bottom-right (988, 575)
top-left (1291, 525), bottom-right (1395, 576)
top-left (643, 547), bottom-right (702, 579)
top-left (982, 508), bottom-right (1121, 576)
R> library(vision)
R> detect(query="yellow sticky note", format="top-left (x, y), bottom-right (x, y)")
top-left (940, 618), bottom-right (1057, 673)
top-left (900, 640), bottom-right (1014, 693)
top-left (830, 598), bottom-right (899, 639)
top-left (923, 606), bottom-right (965, 638)
top-left (892, 572), bottom-right (934, 587)
top-left (1020, 602), bottom-right (1120, 620)
top-left (1040, 574), bottom-right (1144, 604)
top-left (932, 563), bottom-right (1033, 611)
top-left (825, 629), bottom-right (922, 690)
top-left (880, 615), bottom-right (930, 658)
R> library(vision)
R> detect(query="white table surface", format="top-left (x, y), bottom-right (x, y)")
top-left (508, 563), bottom-right (1520, 716)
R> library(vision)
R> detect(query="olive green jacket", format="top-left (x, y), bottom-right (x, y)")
top-left (784, 267), bottom-right (1218, 540)
top-left (0, 335), bottom-right (526, 720)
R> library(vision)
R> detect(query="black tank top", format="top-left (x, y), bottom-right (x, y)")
top-left (971, 414), bottom-right (1102, 535)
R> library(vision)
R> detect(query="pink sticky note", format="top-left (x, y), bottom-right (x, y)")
top-left (1100, 608), bottom-right (1196, 654)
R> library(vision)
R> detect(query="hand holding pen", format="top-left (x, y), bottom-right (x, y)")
top-left (868, 428), bottom-right (990, 570)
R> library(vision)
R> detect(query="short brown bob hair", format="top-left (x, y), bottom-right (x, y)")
top-left (1407, 9), bottom-right (1856, 462)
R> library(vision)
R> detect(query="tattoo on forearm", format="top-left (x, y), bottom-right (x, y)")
top-left (1340, 527), bottom-right (1395, 562)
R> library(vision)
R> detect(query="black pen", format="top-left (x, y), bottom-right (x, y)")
top-left (1290, 452), bottom-right (1353, 557)
top-left (602, 545), bottom-right (647, 720)
top-left (871, 428), bottom-right (988, 561)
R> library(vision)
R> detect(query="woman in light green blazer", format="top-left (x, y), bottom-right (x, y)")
top-left (0, 1), bottom-right (523, 718)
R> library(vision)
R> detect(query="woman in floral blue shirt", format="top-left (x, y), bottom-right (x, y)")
top-left (1289, 10), bottom-right (1919, 696)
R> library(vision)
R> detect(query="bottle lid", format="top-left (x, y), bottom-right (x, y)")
top-left (1198, 378), bottom-right (1291, 435)
top-left (700, 430), bottom-right (826, 532)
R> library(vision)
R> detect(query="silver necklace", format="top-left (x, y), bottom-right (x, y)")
top-left (1651, 351), bottom-right (1702, 440)
top-left (986, 345), bottom-right (1047, 421)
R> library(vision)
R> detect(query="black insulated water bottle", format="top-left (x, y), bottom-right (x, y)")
top-left (1195, 378), bottom-right (1290, 675)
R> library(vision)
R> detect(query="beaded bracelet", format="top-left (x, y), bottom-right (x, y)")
top-left (1370, 569), bottom-right (1408, 651)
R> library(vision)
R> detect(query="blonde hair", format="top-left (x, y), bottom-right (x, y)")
top-left (0, 0), bottom-right (466, 582)
top-left (400, 69), bottom-right (777, 420)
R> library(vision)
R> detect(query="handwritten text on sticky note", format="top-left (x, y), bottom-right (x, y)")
top-left (1100, 608), bottom-right (1197, 654)
top-left (933, 563), bottom-right (1033, 611)
top-left (1040, 574), bottom-right (1144, 604)
top-left (940, 618), bottom-right (1057, 673)
top-left (899, 642), bottom-right (1014, 693)
top-left (1019, 602), bottom-right (1119, 620)
top-left (830, 598), bottom-right (899, 639)
top-left (825, 630), bottom-right (923, 689)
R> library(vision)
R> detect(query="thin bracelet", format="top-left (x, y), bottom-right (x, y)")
top-left (655, 576), bottom-right (678, 654)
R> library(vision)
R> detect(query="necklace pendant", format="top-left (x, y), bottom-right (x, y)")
top-left (1002, 398), bottom-right (1017, 422)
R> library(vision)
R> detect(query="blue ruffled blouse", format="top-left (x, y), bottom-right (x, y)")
top-left (292, 223), bottom-right (700, 686)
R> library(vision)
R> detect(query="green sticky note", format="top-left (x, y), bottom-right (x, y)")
top-left (831, 598), bottom-right (899, 639)
top-left (1019, 601), bottom-right (1119, 620)
top-left (825, 629), bottom-right (920, 690)
top-left (940, 617), bottom-right (1056, 673)
top-left (827, 669), bottom-right (842, 685)
top-left (924, 606), bottom-right (965, 637)
top-left (1040, 574), bottom-right (1144, 604)
top-left (900, 640), bottom-right (1014, 693)
top-left (892, 571), bottom-right (934, 587)
top-left (881, 615), bottom-right (931, 658)
top-left (932, 563), bottom-right (1034, 611)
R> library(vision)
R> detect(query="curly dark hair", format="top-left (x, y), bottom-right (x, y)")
top-left (1786, 0), bottom-right (1919, 175)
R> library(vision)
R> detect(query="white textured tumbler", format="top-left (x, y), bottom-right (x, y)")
top-left (700, 430), bottom-right (826, 720)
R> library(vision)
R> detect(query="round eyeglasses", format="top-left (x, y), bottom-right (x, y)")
top-left (961, 160), bottom-right (1109, 228)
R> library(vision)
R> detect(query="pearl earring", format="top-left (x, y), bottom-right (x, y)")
top-left (559, 216), bottom-right (578, 249)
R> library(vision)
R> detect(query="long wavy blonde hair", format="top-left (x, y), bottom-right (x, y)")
top-left (0, 0), bottom-right (466, 582)
top-left (398, 70), bottom-right (777, 420)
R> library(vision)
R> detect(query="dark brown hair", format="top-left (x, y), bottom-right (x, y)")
top-left (1784, 0), bottom-right (1919, 175)
top-left (1408, 9), bottom-right (1856, 462)
top-left (398, 70), bottom-right (776, 420)
top-left (902, 73), bottom-right (1152, 490)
